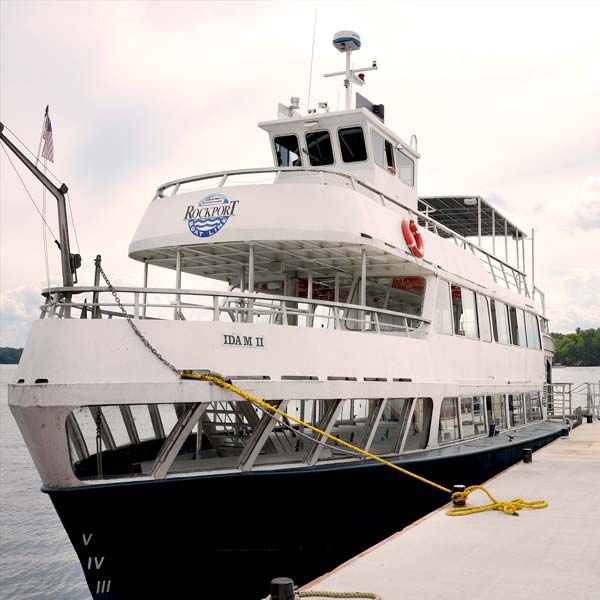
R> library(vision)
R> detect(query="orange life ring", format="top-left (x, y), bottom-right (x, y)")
top-left (402, 219), bottom-right (424, 258)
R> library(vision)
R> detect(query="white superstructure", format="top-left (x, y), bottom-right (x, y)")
top-left (9, 30), bottom-right (553, 491)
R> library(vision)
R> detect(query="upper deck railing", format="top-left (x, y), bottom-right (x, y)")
top-left (154, 166), bottom-right (541, 308)
top-left (39, 285), bottom-right (429, 337)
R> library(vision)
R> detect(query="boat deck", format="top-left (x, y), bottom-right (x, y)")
top-left (301, 419), bottom-right (600, 600)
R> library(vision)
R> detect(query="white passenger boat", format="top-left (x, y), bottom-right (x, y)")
top-left (4, 30), bottom-right (563, 600)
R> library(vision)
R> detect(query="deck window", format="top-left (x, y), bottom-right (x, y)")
top-left (525, 392), bottom-right (542, 421)
top-left (525, 312), bottom-right (541, 350)
top-left (490, 299), bottom-right (510, 344)
top-left (338, 126), bottom-right (367, 162)
top-left (305, 130), bottom-right (334, 166)
top-left (404, 398), bottom-right (433, 451)
top-left (439, 397), bottom-right (460, 443)
top-left (452, 285), bottom-right (478, 338)
top-left (508, 394), bottom-right (525, 427)
top-left (476, 294), bottom-right (492, 342)
top-left (371, 130), bottom-right (395, 174)
top-left (508, 306), bottom-right (520, 345)
top-left (516, 309), bottom-right (528, 347)
top-left (434, 279), bottom-right (453, 334)
top-left (274, 135), bottom-right (301, 167)
top-left (460, 396), bottom-right (486, 438)
top-left (486, 394), bottom-right (507, 429)
top-left (395, 149), bottom-right (414, 186)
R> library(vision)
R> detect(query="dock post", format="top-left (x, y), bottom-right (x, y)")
top-left (452, 484), bottom-right (466, 506)
top-left (270, 577), bottom-right (295, 600)
top-left (523, 448), bottom-right (532, 463)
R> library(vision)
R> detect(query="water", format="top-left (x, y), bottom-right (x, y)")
top-left (0, 365), bottom-right (88, 600)
top-left (1, 363), bottom-right (598, 599)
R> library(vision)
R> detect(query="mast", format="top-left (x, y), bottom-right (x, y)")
top-left (0, 122), bottom-right (79, 289)
top-left (324, 30), bottom-right (377, 110)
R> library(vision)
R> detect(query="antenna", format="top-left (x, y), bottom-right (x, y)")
top-left (306, 8), bottom-right (318, 110)
top-left (324, 30), bottom-right (378, 110)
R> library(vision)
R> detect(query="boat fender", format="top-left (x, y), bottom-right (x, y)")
top-left (401, 219), bottom-right (424, 258)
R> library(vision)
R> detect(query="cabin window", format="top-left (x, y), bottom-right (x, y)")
top-left (451, 285), bottom-right (478, 338)
top-left (525, 392), bottom-right (542, 422)
top-left (508, 394), bottom-right (525, 427)
top-left (305, 130), bottom-right (334, 166)
top-left (274, 135), bottom-right (301, 167)
top-left (395, 149), bottom-right (414, 186)
top-left (373, 398), bottom-right (412, 454)
top-left (490, 299), bottom-right (510, 344)
top-left (486, 394), bottom-right (507, 429)
top-left (439, 397), bottom-right (460, 443)
top-left (434, 279), bottom-right (453, 334)
top-left (346, 276), bottom-right (426, 332)
top-left (508, 306), bottom-right (529, 347)
top-left (371, 130), bottom-right (395, 174)
top-left (476, 294), bottom-right (492, 342)
top-left (338, 126), bottom-right (367, 162)
top-left (525, 312), bottom-right (541, 350)
top-left (404, 398), bottom-right (433, 451)
top-left (460, 396), bottom-right (486, 438)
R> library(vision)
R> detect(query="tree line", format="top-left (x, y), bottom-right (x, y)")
top-left (551, 328), bottom-right (600, 366)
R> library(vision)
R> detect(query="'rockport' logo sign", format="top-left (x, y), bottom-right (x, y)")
top-left (184, 193), bottom-right (239, 238)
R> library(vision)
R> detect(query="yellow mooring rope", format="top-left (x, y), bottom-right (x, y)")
top-left (181, 373), bottom-right (548, 517)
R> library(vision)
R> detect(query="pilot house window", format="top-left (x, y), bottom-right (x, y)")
top-left (396, 150), bottom-right (414, 186)
top-left (305, 130), bottom-right (334, 166)
top-left (274, 135), bottom-right (301, 167)
top-left (338, 127), bottom-right (367, 162)
top-left (371, 130), bottom-right (395, 174)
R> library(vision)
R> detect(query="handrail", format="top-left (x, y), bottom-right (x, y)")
top-left (154, 165), bottom-right (532, 287)
top-left (40, 285), bottom-right (430, 329)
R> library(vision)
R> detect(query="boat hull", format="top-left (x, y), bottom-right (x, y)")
top-left (46, 425), bottom-right (563, 600)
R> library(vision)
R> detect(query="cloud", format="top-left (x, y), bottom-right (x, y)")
top-left (0, 283), bottom-right (44, 346)
top-left (573, 177), bottom-right (600, 230)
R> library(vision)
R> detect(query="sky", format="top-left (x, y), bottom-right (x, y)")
top-left (1, 0), bottom-right (599, 347)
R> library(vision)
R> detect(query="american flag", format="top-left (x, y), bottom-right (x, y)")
top-left (41, 105), bottom-right (54, 162)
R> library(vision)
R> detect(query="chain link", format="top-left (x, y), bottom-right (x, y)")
top-left (97, 262), bottom-right (181, 376)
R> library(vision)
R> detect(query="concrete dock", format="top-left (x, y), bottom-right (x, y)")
top-left (302, 421), bottom-right (600, 600)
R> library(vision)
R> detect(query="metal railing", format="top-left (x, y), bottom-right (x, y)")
top-left (40, 285), bottom-right (429, 336)
top-left (154, 166), bottom-right (537, 303)
top-left (544, 382), bottom-right (600, 419)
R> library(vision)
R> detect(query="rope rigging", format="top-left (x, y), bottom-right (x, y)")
top-left (1, 144), bottom-right (59, 244)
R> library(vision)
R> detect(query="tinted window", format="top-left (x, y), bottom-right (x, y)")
top-left (274, 135), bottom-right (301, 167)
top-left (305, 130), bottom-right (334, 166)
top-left (338, 127), bottom-right (367, 162)
top-left (396, 149), bottom-right (414, 186)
